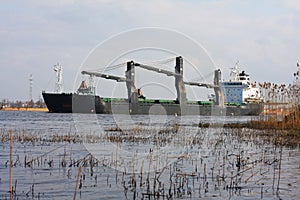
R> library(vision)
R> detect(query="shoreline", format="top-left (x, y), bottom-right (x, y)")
top-left (1, 107), bottom-right (48, 112)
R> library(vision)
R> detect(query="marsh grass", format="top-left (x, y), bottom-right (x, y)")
top-left (1, 124), bottom-right (299, 199)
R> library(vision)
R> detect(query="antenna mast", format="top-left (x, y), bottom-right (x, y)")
top-left (54, 63), bottom-right (63, 93)
top-left (230, 61), bottom-right (240, 81)
top-left (29, 74), bottom-right (33, 101)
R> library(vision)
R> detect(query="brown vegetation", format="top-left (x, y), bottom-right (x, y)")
top-left (249, 105), bottom-right (300, 131)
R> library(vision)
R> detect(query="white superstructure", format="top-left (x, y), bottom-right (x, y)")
top-left (221, 63), bottom-right (262, 104)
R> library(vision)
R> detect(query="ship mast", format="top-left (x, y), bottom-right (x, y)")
top-left (230, 61), bottom-right (240, 81)
top-left (54, 63), bottom-right (63, 93)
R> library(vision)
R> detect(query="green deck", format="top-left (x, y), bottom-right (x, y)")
top-left (102, 97), bottom-right (217, 106)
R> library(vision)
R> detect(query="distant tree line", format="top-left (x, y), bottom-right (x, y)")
top-left (0, 98), bottom-right (46, 109)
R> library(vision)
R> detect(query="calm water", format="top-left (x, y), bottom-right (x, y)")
top-left (0, 111), bottom-right (299, 199)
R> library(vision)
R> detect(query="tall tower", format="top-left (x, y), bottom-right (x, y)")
top-left (29, 74), bottom-right (33, 101)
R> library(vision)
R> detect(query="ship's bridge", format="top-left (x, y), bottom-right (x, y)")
top-left (237, 71), bottom-right (251, 85)
top-left (223, 62), bottom-right (263, 104)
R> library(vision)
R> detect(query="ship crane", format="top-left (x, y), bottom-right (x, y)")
top-left (183, 81), bottom-right (215, 88)
top-left (132, 57), bottom-right (187, 105)
top-left (134, 57), bottom-right (223, 106)
top-left (134, 62), bottom-right (216, 88)
top-left (134, 63), bottom-right (178, 77)
top-left (81, 71), bottom-right (131, 82)
top-left (81, 56), bottom-right (224, 107)
top-left (82, 57), bottom-right (218, 88)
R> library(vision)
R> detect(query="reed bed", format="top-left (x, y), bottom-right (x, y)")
top-left (249, 105), bottom-right (300, 131)
top-left (0, 124), bottom-right (299, 199)
top-left (254, 78), bottom-right (300, 131)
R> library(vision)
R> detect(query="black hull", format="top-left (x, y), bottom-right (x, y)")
top-left (42, 92), bottom-right (106, 113)
top-left (42, 92), bottom-right (263, 116)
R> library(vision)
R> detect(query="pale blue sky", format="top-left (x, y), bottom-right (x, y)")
top-left (1, 0), bottom-right (299, 101)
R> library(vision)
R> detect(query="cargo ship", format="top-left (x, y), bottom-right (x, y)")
top-left (42, 57), bottom-right (263, 115)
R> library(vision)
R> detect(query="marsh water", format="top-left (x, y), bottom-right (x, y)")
top-left (0, 111), bottom-right (299, 199)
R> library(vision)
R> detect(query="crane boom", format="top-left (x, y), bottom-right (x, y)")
top-left (82, 61), bottom-right (218, 88)
top-left (81, 71), bottom-right (130, 82)
top-left (183, 81), bottom-right (216, 88)
top-left (134, 63), bottom-right (178, 77)
top-left (134, 63), bottom-right (217, 88)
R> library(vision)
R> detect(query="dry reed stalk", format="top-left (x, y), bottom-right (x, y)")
top-left (9, 129), bottom-right (13, 200)
top-left (277, 130), bottom-right (285, 194)
top-left (73, 165), bottom-right (82, 200)
top-left (140, 160), bottom-right (144, 187)
top-left (147, 150), bottom-right (152, 194)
